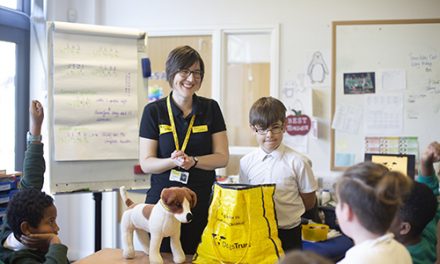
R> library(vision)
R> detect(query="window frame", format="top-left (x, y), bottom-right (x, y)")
top-left (219, 26), bottom-right (280, 155)
top-left (0, 0), bottom-right (30, 171)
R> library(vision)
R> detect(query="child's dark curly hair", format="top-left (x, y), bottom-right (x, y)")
top-left (398, 181), bottom-right (437, 239)
top-left (6, 188), bottom-right (54, 239)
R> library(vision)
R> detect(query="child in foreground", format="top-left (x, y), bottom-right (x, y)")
top-left (390, 141), bottom-right (440, 263)
top-left (0, 100), bottom-right (69, 263)
top-left (335, 161), bottom-right (412, 264)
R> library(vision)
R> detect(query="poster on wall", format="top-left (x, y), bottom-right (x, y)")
top-left (343, 72), bottom-right (376, 94)
top-left (304, 50), bottom-right (330, 87)
top-left (52, 32), bottom-right (139, 161)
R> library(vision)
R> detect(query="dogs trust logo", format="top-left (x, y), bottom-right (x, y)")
top-left (212, 233), bottom-right (226, 245)
top-left (212, 233), bottom-right (251, 250)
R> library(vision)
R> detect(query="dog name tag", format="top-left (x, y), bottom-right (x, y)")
top-left (170, 169), bottom-right (189, 184)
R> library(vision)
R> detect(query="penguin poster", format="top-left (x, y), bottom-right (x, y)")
top-left (304, 50), bottom-right (330, 87)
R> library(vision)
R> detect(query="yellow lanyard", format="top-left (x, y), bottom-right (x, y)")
top-left (167, 95), bottom-right (195, 152)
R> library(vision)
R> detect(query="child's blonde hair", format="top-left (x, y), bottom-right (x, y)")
top-left (336, 161), bottom-right (412, 234)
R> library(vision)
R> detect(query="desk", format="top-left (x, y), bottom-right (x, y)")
top-left (73, 248), bottom-right (193, 264)
top-left (302, 235), bottom-right (354, 262)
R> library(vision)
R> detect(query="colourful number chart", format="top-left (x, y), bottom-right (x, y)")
top-left (365, 136), bottom-right (419, 158)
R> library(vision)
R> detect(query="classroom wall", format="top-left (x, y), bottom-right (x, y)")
top-left (41, 0), bottom-right (440, 259)
top-left (47, 0), bottom-right (440, 181)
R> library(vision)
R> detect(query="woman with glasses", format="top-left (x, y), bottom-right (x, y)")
top-left (139, 45), bottom-right (229, 254)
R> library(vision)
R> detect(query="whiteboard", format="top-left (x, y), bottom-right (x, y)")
top-left (47, 22), bottom-right (150, 193)
top-left (331, 19), bottom-right (440, 170)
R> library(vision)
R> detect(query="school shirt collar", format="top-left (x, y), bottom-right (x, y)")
top-left (168, 92), bottom-right (201, 118)
top-left (3, 233), bottom-right (28, 251)
top-left (371, 233), bottom-right (394, 245)
top-left (257, 144), bottom-right (285, 161)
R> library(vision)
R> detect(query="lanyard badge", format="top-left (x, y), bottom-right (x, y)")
top-left (167, 95), bottom-right (195, 184)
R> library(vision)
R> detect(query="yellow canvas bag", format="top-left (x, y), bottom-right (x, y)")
top-left (193, 183), bottom-right (284, 264)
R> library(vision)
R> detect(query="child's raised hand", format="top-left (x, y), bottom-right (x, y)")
top-left (29, 100), bottom-right (44, 136)
top-left (21, 233), bottom-right (61, 251)
top-left (422, 141), bottom-right (440, 164)
top-left (421, 141), bottom-right (440, 176)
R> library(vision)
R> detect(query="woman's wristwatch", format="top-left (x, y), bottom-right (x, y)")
top-left (27, 131), bottom-right (42, 144)
top-left (191, 156), bottom-right (199, 169)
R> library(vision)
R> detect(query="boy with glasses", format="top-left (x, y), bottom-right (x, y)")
top-left (239, 97), bottom-right (318, 252)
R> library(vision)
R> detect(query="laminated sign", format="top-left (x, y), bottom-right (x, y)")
top-left (286, 110), bottom-right (311, 136)
top-left (193, 183), bottom-right (283, 264)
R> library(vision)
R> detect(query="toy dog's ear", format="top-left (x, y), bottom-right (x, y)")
top-left (182, 187), bottom-right (197, 208)
top-left (161, 188), bottom-right (175, 205)
top-left (161, 188), bottom-right (182, 212)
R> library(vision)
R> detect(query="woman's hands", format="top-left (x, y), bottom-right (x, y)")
top-left (171, 150), bottom-right (195, 170)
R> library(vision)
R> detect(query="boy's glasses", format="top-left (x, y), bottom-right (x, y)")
top-left (254, 125), bottom-right (284, 135)
top-left (178, 69), bottom-right (203, 80)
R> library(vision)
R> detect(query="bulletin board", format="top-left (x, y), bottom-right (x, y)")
top-left (47, 22), bottom-right (150, 193)
top-left (331, 19), bottom-right (440, 171)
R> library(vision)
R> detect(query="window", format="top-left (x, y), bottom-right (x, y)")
top-left (223, 33), bottom-right (272, 147)
top-left (0, 0), bottom-right (17, 9)
top-left (220, 29), bottom-right (279, 176)
top-left (0, 42), bottom-right (16, 172)
top-left (0, 0), bottom-right (30, 172)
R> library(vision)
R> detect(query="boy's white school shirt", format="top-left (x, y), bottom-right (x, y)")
top-left (239, 144), bottom-right (318, 229)
top-left (337, 233), bottom-right (412, 264)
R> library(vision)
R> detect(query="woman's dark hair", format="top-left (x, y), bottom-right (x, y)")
top-left (6, 188), bottom-right (54, 239)
top-left (336, 161), bottom-right (412, 234)
top-left (165, 45), bottom-right (205, 87)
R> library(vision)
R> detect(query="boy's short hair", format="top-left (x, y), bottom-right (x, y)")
top-left (249, 97), bottom-right (286, 128)
top-left (337, 162), bottom-right (412, 234)
top-left (398, 181), bottom-right (437, 238)
top-left (6, 188), bottom-right (54, 238)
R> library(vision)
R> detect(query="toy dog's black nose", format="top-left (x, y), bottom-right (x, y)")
top-left (186, 213), bottom-right (193, 222)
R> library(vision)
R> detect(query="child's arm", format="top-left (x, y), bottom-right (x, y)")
top-left (19, 100), bottom-right (45, 191)
top-left (421, 141), bottom-right (440, 177)
top-left (297, 157), bottom-right (318, 210)
top-left (417, 141), bottom-right (440, 195)
top-left (436, 220), bottom-right (440, 264)
top-left (10, 234), bottom-right (68, 264)
top-left (19, 233), bottom-right (63, 250)
top-left (18, 233), bottom-right (68, 263)
top-left (300, 192), bottom-right (317, 210)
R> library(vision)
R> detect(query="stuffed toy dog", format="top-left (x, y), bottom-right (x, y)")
top-left (119, 186), bottom-right (197, 264)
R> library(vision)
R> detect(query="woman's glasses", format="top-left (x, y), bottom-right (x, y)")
top-left (178, 69), bottom-right (203, 80)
